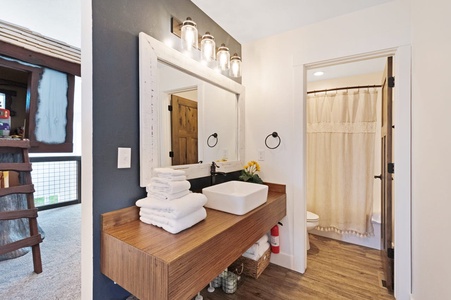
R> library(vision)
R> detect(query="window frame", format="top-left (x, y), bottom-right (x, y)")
top-left (0, 56), bottom-right (75, 152)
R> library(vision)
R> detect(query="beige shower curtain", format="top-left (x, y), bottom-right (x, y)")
top-left (307, 89), bottom-right (378, 237)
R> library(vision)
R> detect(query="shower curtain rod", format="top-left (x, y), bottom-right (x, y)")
top-left (307, 84), bottom-right (382, 94)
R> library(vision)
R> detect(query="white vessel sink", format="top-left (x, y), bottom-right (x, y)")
top-left (202, 181), bottom-right (268, 215)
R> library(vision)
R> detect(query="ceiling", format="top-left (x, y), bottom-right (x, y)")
top-left (307, 57), bottom-right (386, 82)
top-left (191, 0), bottom-right (393, 44)
top-left (191, 0), bottom-right (391, 82)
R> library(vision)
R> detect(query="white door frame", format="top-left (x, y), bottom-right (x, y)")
top-left (292, 45), bottom-right (411, 300)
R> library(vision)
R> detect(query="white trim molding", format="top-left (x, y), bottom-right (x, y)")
top-left (138, 32), bottom-right (245, 186)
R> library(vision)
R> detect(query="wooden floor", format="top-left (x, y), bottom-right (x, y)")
top-left (199, 234), bottom-right (394, 300)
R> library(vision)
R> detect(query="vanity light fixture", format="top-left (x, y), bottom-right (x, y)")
top-left (180, 17), bottom-right (198, 55)
top-left (201, 32), bottom-right (216, 63)
top-left (230, 53), bottom-right (242, 78)
top-left (217, 44), bottom-right (230, 72)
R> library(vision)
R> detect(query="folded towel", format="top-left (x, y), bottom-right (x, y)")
top-left (140, 207), bottom-right (207, 234)
top-left (147, 189), bottom-right (190, 200)
top-left (245, 234), bottom-right (269, 255)
top-left (147, 180), bottom-right (191, 194)
top-left (154, 168), bottom-right (186, 178)
top-left (242, 242), bottom-right (270, 261)
top-left (151, 176), bottom-right (187, 183)
top-left (136, 193), bottom-right (207, 219)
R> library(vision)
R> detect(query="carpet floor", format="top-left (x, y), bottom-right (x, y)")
top-left (0, 204), bottom-right (81, 299)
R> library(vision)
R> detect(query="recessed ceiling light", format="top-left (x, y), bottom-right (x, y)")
top-left (313, 71), bottom-right (324, 77)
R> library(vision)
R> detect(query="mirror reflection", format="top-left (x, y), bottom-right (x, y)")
top-left (158, 62), bottom-right (238, 167)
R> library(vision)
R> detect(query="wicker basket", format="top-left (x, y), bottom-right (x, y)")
top-left (229, 247), bottom-right (271, 279)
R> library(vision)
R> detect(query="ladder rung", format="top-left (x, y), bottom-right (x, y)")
top-left (0, 184), bottom-right (34, 197)
top-left (0, 139), bottom-right (30, 149)
top-left (0, 208), bottom-right (38, 220)
top-left (0, 234), bottom-right (42, 256)
top-left (0, 162), bottom-right (32, 172)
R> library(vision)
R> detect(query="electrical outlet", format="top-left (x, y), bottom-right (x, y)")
top-left (117, 147), bottom-right (131, 168)
top-left (258, 150), bottom-right (265, 161)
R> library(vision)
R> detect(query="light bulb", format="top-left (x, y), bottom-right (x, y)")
top-left (201, 32), bottom-right (216, 63)
top-left (181, 17), bottom-right (198, 56)
top-left (230, 53), bottom-right (242, 77)
top-left (217, 44), bottom-right (230, 71)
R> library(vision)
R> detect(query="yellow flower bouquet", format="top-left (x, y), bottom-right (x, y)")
top-left (239, 161), bottom-right (264, 184)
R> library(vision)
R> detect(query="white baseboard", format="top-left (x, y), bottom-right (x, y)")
top-left (269, 252), bottom-right (295, 271)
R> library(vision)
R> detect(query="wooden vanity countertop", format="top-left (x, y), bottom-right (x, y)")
top-left (101, 183), bottom-right (286, 300)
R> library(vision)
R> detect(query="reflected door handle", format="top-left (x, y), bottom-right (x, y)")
top-left (374, 174), bottom-right (382, 180)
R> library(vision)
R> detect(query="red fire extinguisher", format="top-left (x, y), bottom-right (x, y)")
top-left (270, 222), bottom-right (282, 254)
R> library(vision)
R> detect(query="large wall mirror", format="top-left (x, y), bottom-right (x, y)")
top-left (139, 32), bottom-right (244, 187)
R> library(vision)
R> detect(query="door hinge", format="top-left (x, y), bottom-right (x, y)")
top-left (168, 105), bottom-right (173, 111)
top-left (388, 76), bottom-right (395, 88)
top-left (388, 162), bottom-right (395, 174)
top-left (169, 151), bottom-right (174, 158)
top-left (387, 247), bottom-right (394, 259)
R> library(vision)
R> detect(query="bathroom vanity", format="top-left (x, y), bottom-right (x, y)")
top-left (101, 183), bottom-right (286, 300)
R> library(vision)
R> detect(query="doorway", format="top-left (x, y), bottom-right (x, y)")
top-left (292, 46), bottom-right (412, 299)
top-left (306, 56), bottom-right (394, 291)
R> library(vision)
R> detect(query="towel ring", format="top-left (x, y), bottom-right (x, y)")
top-left (265, 132), bottom-right (281, 149)
top-left (207, 133), bottom-right (218, 148)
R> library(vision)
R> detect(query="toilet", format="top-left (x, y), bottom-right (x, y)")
top-left (306, 211), bottom-right (319, 250)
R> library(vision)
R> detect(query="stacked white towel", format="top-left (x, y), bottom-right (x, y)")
top-left (147, 168), bottom-right (191, 200)
top-left (242, 235), bottom-right (270, 261)
top-left (137, 168), bottom-right (207, 234)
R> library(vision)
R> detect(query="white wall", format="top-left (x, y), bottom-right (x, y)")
top-left (243, 0), bottom-right (411, 297)
top-left (411, 0), bottom-right (451, 299)
top-left (0, 0), bottom-right (81, 47)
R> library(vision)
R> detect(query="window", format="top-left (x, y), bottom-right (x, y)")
top-left (0, 51), bottom-right (77, 152)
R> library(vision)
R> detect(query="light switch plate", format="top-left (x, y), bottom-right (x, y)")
top-left (258, 149), bottom-right (265, 161)
top-left (117, 147), bottom-right (131, 168)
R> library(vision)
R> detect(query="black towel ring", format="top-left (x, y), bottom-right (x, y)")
top-left (207, 133), bottom-right (218, 148)
top-left (265, 132), bottom-right (281, 149)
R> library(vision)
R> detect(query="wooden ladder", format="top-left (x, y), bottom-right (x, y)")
top-left (0, 138), bottom-right (42, 273)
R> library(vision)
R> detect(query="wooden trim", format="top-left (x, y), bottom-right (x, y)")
top-left (0, 184), bottom-right (34, 197)
top-left (265, 182), bottom-right (286, 193)
top-left (0, 234), bottom-right (42, 255)
top-left (0, 55), bottom-right (75, 153)
top-left (0, 20), bottom-right (80, 65)
top-left (101, 206), bottom-right (140, 230)
top-left (0, 208), bottom-right (37, 220)
top-left (0, 40), bottom-right (80, 76)
top-left (0, 162), bottom-right (32, 172)
top-left (0, 138), bottom-right (30, 148)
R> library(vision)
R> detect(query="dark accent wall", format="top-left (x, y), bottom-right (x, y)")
top-left (92, 0), bottom-right (241, 298)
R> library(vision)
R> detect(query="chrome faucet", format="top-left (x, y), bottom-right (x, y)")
top-left (210, 161), bottom-right (226, 185)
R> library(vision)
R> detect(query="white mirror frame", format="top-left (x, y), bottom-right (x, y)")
top-left (138, 32), bottom-right (245, 187)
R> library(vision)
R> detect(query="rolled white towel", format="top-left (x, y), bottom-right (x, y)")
top-left (242, 241), bottom-right (270, 261)
top-left (151, 176), bottom-right (187, 183)
top-left (136, 193), bottom-right (207, 219)
top-left (140, 207), bottom-right (207, 234)
top-left (245, 234), bottom-right (269, 255)
top-left (154, 168), bottom-right (186, 178)
top-left (147, 189), bottom-right (190, 201)
top-left (147, 180), bottom-right (191, 194)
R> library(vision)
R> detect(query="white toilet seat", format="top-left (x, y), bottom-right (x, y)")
top-left (307, 211), bottom-right (319, 222)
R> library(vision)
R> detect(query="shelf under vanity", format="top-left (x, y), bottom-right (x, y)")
top-left (101, 183), bottom-right (286, 300)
